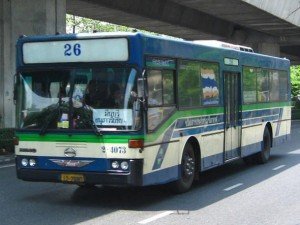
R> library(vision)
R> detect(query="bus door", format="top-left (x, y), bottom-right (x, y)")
top-left (224, 72), bottom-right (241, 161)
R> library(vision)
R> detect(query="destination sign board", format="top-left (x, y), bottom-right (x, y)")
top-left (23, 38), bottom-right (129, 64)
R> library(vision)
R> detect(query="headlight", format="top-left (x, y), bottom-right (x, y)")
top-left (111, 161), bottom-right (119, 169)
top-left (29, 159), bottom-right (36, 167)
top-left (120, 161), bottom-right (129, 170)
top-left (21, 158), bottom-right (28, 167)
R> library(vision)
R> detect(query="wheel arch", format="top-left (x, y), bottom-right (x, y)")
top-left (265, 122), bottom-right (273, 147)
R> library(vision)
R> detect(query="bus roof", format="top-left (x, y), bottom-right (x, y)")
top-left (16, 32), bottom-right (290, 70)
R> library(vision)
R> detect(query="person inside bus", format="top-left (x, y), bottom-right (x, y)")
top-left (107, 84), bottom-right (123, 108)
top-left (84, 79), bottom-right (108, 108)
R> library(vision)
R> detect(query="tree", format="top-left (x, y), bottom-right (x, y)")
top-left (66, 14), bottom-right (142, 34)
top-left (290, 65), bottom-right (300, 97)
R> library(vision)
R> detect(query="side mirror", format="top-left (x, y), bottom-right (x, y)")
top-left (13, 73), bottom-right (19, 104)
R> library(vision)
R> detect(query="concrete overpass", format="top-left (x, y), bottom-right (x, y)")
top-left (1, 0), bottom-right (300, 128)
top-left (68, 0), bottom-right (300, 63)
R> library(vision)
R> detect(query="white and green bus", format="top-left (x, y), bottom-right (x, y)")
top-left (15, 32), bottom-right (291, 193)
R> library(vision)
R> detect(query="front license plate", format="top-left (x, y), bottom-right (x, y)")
top-left (61, 174), bottom-right (85, 183)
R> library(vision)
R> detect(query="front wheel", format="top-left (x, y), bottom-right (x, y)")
top-left (254, 128), bottom-right (271, 164)
top-left (170, 143), bottom-right (196, 193)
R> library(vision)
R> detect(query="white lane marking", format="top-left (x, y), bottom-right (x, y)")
top-left (138, 211), bottom-right (174, 224)
top-left (224, 183), bottom-right (243, 191)
top-left (288, 149), bottom-right (300, 154)
top-left (272, 165), bottom-right (286, 171)
top-left (0, 164), bottom-right (15, 169)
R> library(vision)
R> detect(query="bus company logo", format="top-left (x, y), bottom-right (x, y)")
top-left (64, 147), bottom-right (76, 157)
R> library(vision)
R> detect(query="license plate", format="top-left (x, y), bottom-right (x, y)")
top-left (61, 174), bottom-right (85, 183)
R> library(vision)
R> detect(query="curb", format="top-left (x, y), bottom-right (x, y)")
top-left (0, 154), bottom-right (15, 166)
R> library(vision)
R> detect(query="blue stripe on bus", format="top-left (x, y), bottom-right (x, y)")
top-left (152, 123), bottom-right (176, 170)
top-left (172, 124), bottom-right (224, 139)
top-left (28, 157), bottom-right (109, 172)
top-left (170, 107), bottom-right (285, 139)
top-left (143, 134), bottom-right (289, 186)
top-left (242, 115), bottom-right (279, 126)
top-left (143, 165), bottom-right (180, 186)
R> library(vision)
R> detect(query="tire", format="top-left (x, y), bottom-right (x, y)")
top-left (253, 128), bottom-right (271, 164)
top-left (170, 143), bottom-right (196, 193)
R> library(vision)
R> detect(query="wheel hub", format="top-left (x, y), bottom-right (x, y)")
top-left (183, 155), bottom-right (195, 177)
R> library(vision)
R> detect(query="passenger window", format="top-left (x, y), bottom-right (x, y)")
top-left (147, 70), bottom-right (163, 106)
top-left (163, 71), bottom-right (175, 105)
top-left (269, 70), bottom-right (280, 101)
top-left (279, 71), bottom-right (288, 101)
top-left (257, 69), bottom-right (269, 102)
top-left (243, 67), bottom-right (257, 103)
top-left (201, 62), bottom-right (219, 105)
top-left (147, 69), bottom-right (175, 131)
top-left (178, 61), bottom-right (201, 107)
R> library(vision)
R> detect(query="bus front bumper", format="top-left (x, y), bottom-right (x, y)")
top-left (16, 159), bottom-right (143, 186)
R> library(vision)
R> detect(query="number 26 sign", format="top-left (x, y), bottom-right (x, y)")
top-left (64, 43), bottom-right (81, 56)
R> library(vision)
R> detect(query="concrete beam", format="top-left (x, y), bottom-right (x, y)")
top-left (0, 0), bottom-right (66, 128)
top-left (242, 0), bottom-right (300, 27)
top-left (68, 0), bottom-right (236, 39)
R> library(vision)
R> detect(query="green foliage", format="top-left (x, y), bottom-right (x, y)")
top-left (66, 14), bottom-right (152, 34)
top-left (0, 128), bottom-right (15, 154)
top-left (290, 65), bottom-right (300, 97)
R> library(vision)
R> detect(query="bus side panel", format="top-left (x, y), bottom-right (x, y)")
top-left (272, 106), bottom-right (291, 146)
top-left (199, 132), bottom-right (224, 170)
top-left (241, 125), bottom-right (261, 157)
top-left (142, 141), bottom-right (180, 186)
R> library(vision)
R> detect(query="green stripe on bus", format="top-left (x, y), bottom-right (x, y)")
top-left (146, 107), bottom-right (224, 142)
top-left (16, 133), bottom-right (144, 143)
top-left (16, 103), bottom-right (290, 143)
top-left (242, 102), bottom-right (291, 111)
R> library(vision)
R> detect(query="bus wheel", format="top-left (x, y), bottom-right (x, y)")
top-left (254, 128), bottom-right (271, 164)
top-left (171, 143), bottom-right (196, 193)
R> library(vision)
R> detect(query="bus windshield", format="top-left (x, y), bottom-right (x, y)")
top-left (16, 67), bottom-right (141, 132)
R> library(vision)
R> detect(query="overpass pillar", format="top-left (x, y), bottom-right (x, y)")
top-left (256, 42), bottom-right (280, 57)
top-left (0, 0), bottom-right (66, 128)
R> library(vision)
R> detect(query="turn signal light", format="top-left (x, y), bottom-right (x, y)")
top-left (128, 139), bottom-right (144, 148)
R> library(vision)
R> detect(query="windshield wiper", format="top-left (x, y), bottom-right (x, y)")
top-left (39, 103), bottom-right (60, 135)
top-left (39, 92), bottom-right (65, 135)
top-left (83, 105), bottom-right (102, 136)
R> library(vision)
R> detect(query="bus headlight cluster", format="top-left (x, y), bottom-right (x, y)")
top-left (110, 160), bottom-right (129, 171)
top-left (21, 158), bottom-right (37, 167)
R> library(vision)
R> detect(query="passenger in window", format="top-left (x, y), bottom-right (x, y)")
top-left (35, 82), bottom-right (50, 98)
top-left (107, 84), bottom-right (123, 108)
top-left (84, 79), bottom-right (108, 108)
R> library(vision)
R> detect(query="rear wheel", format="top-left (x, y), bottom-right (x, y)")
top-left (254, 128), bottom-right (271, 164)
top-left (171, 143), bottom-right (196, 193)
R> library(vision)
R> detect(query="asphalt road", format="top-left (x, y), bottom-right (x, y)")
top-left (1, 122), bottom-right (300, 225)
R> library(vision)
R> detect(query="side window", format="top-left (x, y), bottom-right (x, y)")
top-left (147, 69), bottom-right (175, 131)
top-left (200, 62), bottom-right (219, 105)
top-left (147, 70), bottom-right (163, 106)
top-left (243, 67), bottom-right (257, 103)
top-left (279, 71), bottom-right (288, 101)
top-left (163, 70), bottom-right (175, 105)
top-left (257, 69), bottom-right (269, 102)
top-left (269, 70), bottom-right (280, 101)
top-left (178, 60), bottom-right (201, 107)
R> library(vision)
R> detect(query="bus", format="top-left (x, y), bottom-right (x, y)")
top-left (14, 32), bottom-right (291, 193)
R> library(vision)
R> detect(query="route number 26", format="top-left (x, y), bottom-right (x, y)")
top-left (64, 43), bottom-right (81, 56)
